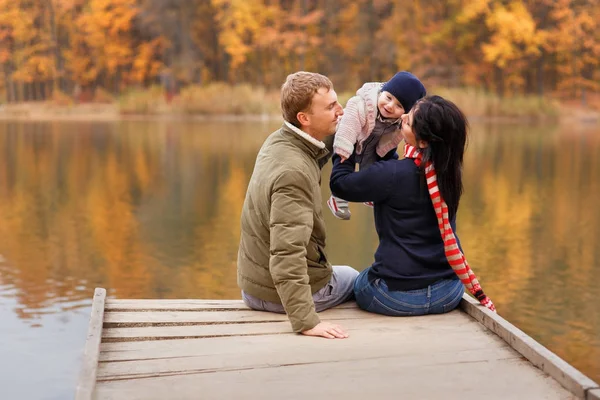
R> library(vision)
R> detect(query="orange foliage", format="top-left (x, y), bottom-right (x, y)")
top-left (0, 0), bottom-right (598, 99)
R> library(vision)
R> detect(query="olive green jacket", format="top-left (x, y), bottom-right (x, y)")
top-left (237, 123), bottom-right (333, 332)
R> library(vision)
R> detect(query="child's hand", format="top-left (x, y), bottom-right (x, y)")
top-left (340, 156), bottom-right (347, 163)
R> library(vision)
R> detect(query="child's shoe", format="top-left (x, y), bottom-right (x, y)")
top-left (327, 195), bottom-right (351, 220)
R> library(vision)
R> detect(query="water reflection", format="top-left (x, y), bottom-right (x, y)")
top-left (0, 120), bottom-right (598, 398)
top-left (460, 122), bottom-right (600, 381)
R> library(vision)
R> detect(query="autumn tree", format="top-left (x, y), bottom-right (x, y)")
top-left (0, 0), bottom-right (598, 101)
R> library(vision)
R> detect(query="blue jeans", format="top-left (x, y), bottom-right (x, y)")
top-left (353, 267), bottom-right (464, 316)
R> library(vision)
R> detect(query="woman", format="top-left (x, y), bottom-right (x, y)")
top-left (330, 95), bottom-right (495, 316)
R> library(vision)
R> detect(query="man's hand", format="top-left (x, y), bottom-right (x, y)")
top-left (301, 322), bottom-right (349, 339)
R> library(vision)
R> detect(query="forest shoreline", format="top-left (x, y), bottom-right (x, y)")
top-left (0, 102), bottom-right (598, 125)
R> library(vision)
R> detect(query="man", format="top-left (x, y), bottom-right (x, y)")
top-left (237, 71), bottom-right (359, 339)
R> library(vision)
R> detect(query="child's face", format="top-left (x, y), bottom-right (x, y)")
top-left (377, 91), bottom-right (405, 119)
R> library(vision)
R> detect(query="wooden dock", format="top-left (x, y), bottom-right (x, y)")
top-left (77, 288), bottom-right (600, 400)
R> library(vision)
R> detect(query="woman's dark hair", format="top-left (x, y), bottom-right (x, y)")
top-left (411, 95), bottom-right (468, 219)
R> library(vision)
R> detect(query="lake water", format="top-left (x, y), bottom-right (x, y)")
top-left (0, 119), bottom-right (599, 399)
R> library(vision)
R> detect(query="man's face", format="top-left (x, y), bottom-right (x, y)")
top-left (302, 87), bottom-right (344, 141)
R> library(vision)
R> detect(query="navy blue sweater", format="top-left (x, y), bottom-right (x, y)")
top-left (330, 152), bottom-right (459, 291)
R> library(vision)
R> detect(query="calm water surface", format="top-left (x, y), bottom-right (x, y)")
top-left (0, 120), bottom-right (599, 399)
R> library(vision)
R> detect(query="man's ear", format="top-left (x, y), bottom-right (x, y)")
top-left (297, 111), bottom-right (310, 127)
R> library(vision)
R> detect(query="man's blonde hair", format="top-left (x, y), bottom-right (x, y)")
top-left (281, 71), bottom-right (333, 127)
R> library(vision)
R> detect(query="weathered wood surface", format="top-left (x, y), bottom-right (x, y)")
top-left (588, 389), bottom-right (600, 400)
top-left (76, 292), bottom-right (600, 400)
top-left (460, 295), bottom-right (600, 399)
top-left (75, 288), bottom-right (106, 400)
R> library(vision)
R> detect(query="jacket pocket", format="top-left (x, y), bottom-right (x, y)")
top-left (317, 244), bottom-right (327, 264)
top-left (306, 243), bottom-right (320, 265)
top-left (307, 242), bottom-right (328, 265)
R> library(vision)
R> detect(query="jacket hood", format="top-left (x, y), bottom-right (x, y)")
top-left (356, 82), bottom-right (383, 105)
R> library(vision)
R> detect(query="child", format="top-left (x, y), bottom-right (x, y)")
top-left (327, 71), bottom-right (426, 220)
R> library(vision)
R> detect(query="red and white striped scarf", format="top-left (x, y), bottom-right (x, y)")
top-left (404, 144), bottom-right (496, 312)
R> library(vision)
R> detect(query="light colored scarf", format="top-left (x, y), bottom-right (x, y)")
top-left (404, 144), bottom-right (496, 311)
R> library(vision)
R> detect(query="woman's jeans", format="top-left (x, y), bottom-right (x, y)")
top-left (354, 267), bottom-right (464, 316)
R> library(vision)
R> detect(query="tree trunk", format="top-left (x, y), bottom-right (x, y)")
top-left (357, 0), bottom-right (376, 83)
top-left (494, 66), bottom-right (505, 98)
top-left (47, 0), bottom-right (67, 93)
top-left (536, 51), bottom-right (545, 96)
top-left (178, 2), bottom-right (194, 84)
top-left (581, 64), bottom-right (593, 106)
top-left (3, 65), bottom-right (16, 103)
top-left (115, 68), bottom-right (121, 95)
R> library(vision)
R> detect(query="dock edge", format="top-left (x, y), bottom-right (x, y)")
top-left (460, 294), bottom-right (600, 400)
top-left (75, 288), bottom-right (107, 400)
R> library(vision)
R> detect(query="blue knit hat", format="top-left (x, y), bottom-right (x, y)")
top-left (381, 71), bottom-right (426, 112)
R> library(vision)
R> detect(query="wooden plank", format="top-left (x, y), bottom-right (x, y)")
top-left (588, 389), bottom-right (600, 400)
top-left (104, 300), bottom-right (248, 311)
top-left (101, 311), bottom-right (485, 341)
top-left (104, 299), bottom-right (358, 311)
top-left (103, 321), bottom-right (293, 340)
top-left (90, 294), bottom-right (598, 400)
top-left (460, 293), bottom-right (600, 399)
top-left (97, 345), bottom-right (518, 381)
top-left (75, 288), bottom-right (107, 400)
top-left (98, 313), bottom-right (494, 362)
top-left (103, 307), bottom-right (376, 326)
top-left (107, 299), bottom-right (247, 304)
top-left (97, 325), bottom-right (513, 380)
top-left (94, 353), bottom-right (574, 400)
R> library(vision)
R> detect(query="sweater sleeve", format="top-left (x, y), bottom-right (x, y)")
top-left (269, 169), bottom-right (320, 333)
top-left (333, 96), bottom-right (365, 159)
top-left (329, 153), bottom-right (395, 203)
